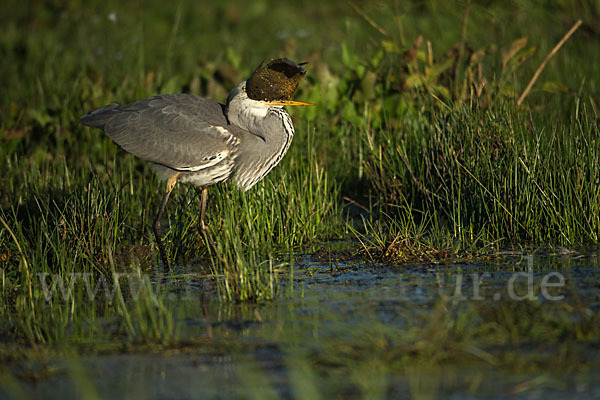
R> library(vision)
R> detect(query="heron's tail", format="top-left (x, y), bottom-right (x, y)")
top-left (79, 104), bottom-right (120, 129)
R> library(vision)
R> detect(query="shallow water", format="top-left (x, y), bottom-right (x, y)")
top-left (3, 251), bottom-right (600, 399)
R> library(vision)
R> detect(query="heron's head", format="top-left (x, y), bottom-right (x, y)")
top-left (226, 58), bottom-right (314, 126)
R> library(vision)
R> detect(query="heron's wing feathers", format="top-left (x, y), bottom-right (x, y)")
top-left (80, 94), bottom-right (239, 171)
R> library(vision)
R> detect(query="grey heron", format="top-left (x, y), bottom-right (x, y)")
top-left (80, 58), bottom-right (314, 267)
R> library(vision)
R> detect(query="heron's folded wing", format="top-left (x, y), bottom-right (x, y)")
top-left (81, 94), bottom-right (238, 171)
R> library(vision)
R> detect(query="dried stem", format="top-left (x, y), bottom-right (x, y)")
top-left (517, 19), bottom-right (582, 106)
top-left (349, 1), bottom-right (388, 36)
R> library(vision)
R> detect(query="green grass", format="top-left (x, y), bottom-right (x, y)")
top-left (357, 100), bottom-right (600, 255)
top-left (0, 0), bottom-right (600, 396)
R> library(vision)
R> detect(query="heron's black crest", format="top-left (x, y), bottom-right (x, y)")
top-left (246, 58), bottom-right (307, 102)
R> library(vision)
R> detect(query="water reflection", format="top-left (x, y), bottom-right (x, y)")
top-left (4, 251), bottom-right (600, 399)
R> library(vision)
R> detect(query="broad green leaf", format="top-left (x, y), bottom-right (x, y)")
top-left (541, 81), bottom-right (571, 94)
top-left (29, 108), bottom-right (52, 127)
top-left (370, 49), bottom-right (384, 69)
top-left (426, 58), bottom-right (454, 81)
top-left (405, 73), bottom-right (425, 89)
top-left (508, 46), bottom-right (536, 73)
top-left (381, 40), bottom-right (400, 53)
top-left (502, 37), bottom-right (528, 69)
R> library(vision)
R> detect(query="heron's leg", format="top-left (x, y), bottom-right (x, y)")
top-left (153, 172), bottom-right (180, 268)
top-left (199, 187), bottom-right (208, 231)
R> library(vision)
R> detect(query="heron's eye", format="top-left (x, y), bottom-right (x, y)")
top-left (242, 85), bottom-right (246, 92)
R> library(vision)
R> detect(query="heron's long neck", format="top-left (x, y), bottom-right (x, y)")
top-left (231, 107), bottom-right (295, 190)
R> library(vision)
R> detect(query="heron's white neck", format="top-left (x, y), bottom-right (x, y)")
top-left (230, 104), bottom-right (269, 134)
top-left (226, 82), bottom-right (286, 140)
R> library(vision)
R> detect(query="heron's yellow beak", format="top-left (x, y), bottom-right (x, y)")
top-left (265, 100), bottom-right (316, 106)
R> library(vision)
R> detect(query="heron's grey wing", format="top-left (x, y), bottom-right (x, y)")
top-left (80, 94), bottom-right (238, 171)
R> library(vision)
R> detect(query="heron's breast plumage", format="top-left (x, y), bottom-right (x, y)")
top-left (232, 108), bottom-right (294, 191)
